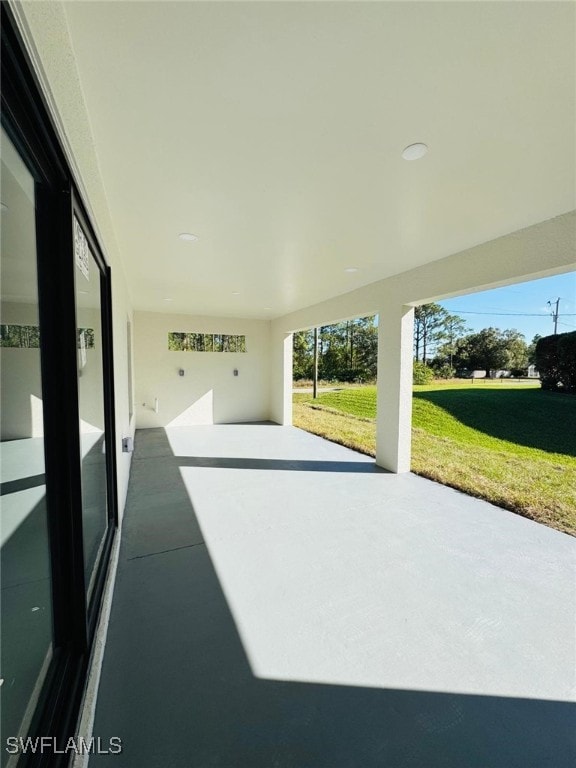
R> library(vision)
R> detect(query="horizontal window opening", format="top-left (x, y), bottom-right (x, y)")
top-left (168, 332), bottom-right (246, 353)
top-left (0, 324), bottom-right (95, 349)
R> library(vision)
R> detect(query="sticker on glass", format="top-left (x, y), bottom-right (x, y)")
top-left (79, 329), bottom-right (87, 369)
top-left (74, 217), bottom-right (90, 281)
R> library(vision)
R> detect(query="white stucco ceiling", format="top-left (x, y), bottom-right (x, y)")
top-left (61, 1), bottom-right (576, 318)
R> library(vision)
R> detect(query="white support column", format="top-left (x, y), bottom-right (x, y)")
top-left (269, 329), bottom-right (293, 425)
top-left (375, 303), bottom-right (414, 473)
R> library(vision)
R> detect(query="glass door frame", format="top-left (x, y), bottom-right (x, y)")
top-left (71, 191), bottom-right (119, 634)
top-left (1, 5), bottom-right (118, 765)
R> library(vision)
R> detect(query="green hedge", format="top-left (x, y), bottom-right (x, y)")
top-left (535, 331), bottom-right (576, 393)
top-left (413, 361), bottom-right (434, 385)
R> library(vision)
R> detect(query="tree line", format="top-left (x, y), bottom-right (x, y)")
top-left (293, 317), bottom-right (378, 382)
top-left (0, 324), bottom-right (95, 349)
top-left (413, 303), bottom-right (536, 378)
top-left (292, 303), bottom-right (540, 382)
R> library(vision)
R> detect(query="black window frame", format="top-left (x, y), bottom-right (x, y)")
top-left (71, 190), bottom-right (119, 634)
top-left (1, 4), bottom-right (119, 765)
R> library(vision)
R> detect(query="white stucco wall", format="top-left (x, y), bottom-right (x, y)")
top-left (134, 312), bottom-right (271, 428)
top-left (269, 329), bottom-right (293, 426)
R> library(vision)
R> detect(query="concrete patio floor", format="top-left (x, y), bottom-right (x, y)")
top-left (89, 424), bottom-right (575, 767)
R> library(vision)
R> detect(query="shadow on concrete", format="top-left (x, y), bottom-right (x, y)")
top-left (90, 428), bottom-right (576, 768)
top-left (413, 388), bottom-right (575, 456)
top-left (174, 456), bottom-right (387, 473)
top-left (0, 473), bottom-right (46, 496)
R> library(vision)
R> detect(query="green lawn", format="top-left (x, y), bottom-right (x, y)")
top-left (293, 382), bottom-right (576, 535)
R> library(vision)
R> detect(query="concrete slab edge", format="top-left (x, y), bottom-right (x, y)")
top-left (71, 529), bottom-right (122, 768)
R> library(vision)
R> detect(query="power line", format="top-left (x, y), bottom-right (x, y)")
top-left (451, 310), bottom-right (576, 317)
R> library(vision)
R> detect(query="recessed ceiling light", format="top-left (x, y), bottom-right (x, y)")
top-left (178, 232), bottom-right (198, 241)
top-left (231, 291), bottom-right (240, 296)
top-left (402, 143), bottom-right (428, 161)
top-left (344, 267), bottom-right (359, 273)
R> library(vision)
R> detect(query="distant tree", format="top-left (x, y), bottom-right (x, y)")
top-left (318, 323), bottom-right (344, 380)
top-left (439, 314), bottom-right (469, 367)
top-left (527, 334), bottom-right (542, 365)
top-left (352, 317), bottom-right (378, 381)
top-left (414, 304), bottom-right (450, 363)
top-left (454, 327), bottom-right (511, 377)
top-left (501, 330), bottom-right (529, 375)
top-left (293, 330), bottom-right (314, 379)
top-left (413, 304), bottom-right (468, 364)
top-left (292, 316), bottom-right (378, 382)
top-left (452, 327), bottom-right (529, 377)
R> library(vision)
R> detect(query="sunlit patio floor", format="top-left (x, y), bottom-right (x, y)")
top-left (89, 424), bottom-right (576, 767)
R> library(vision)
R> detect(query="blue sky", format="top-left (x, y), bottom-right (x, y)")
top-left (438, 271), bottom-right (576, 343)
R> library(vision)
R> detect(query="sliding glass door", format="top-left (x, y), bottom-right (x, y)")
top-left (0, 128), bottom-right (54, 768)
top-left (1, 8), bottom-right (118, 764)
top-left (73, 217), bottom-right (110, 599)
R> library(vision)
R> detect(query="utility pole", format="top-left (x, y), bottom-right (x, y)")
top-left (547, 298), bottom-right (560, 335)
top-left (313, 327), bottom-right (318, 399)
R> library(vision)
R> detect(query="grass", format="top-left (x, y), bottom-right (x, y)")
top-left (293, 382), bottom-right (576, 536)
